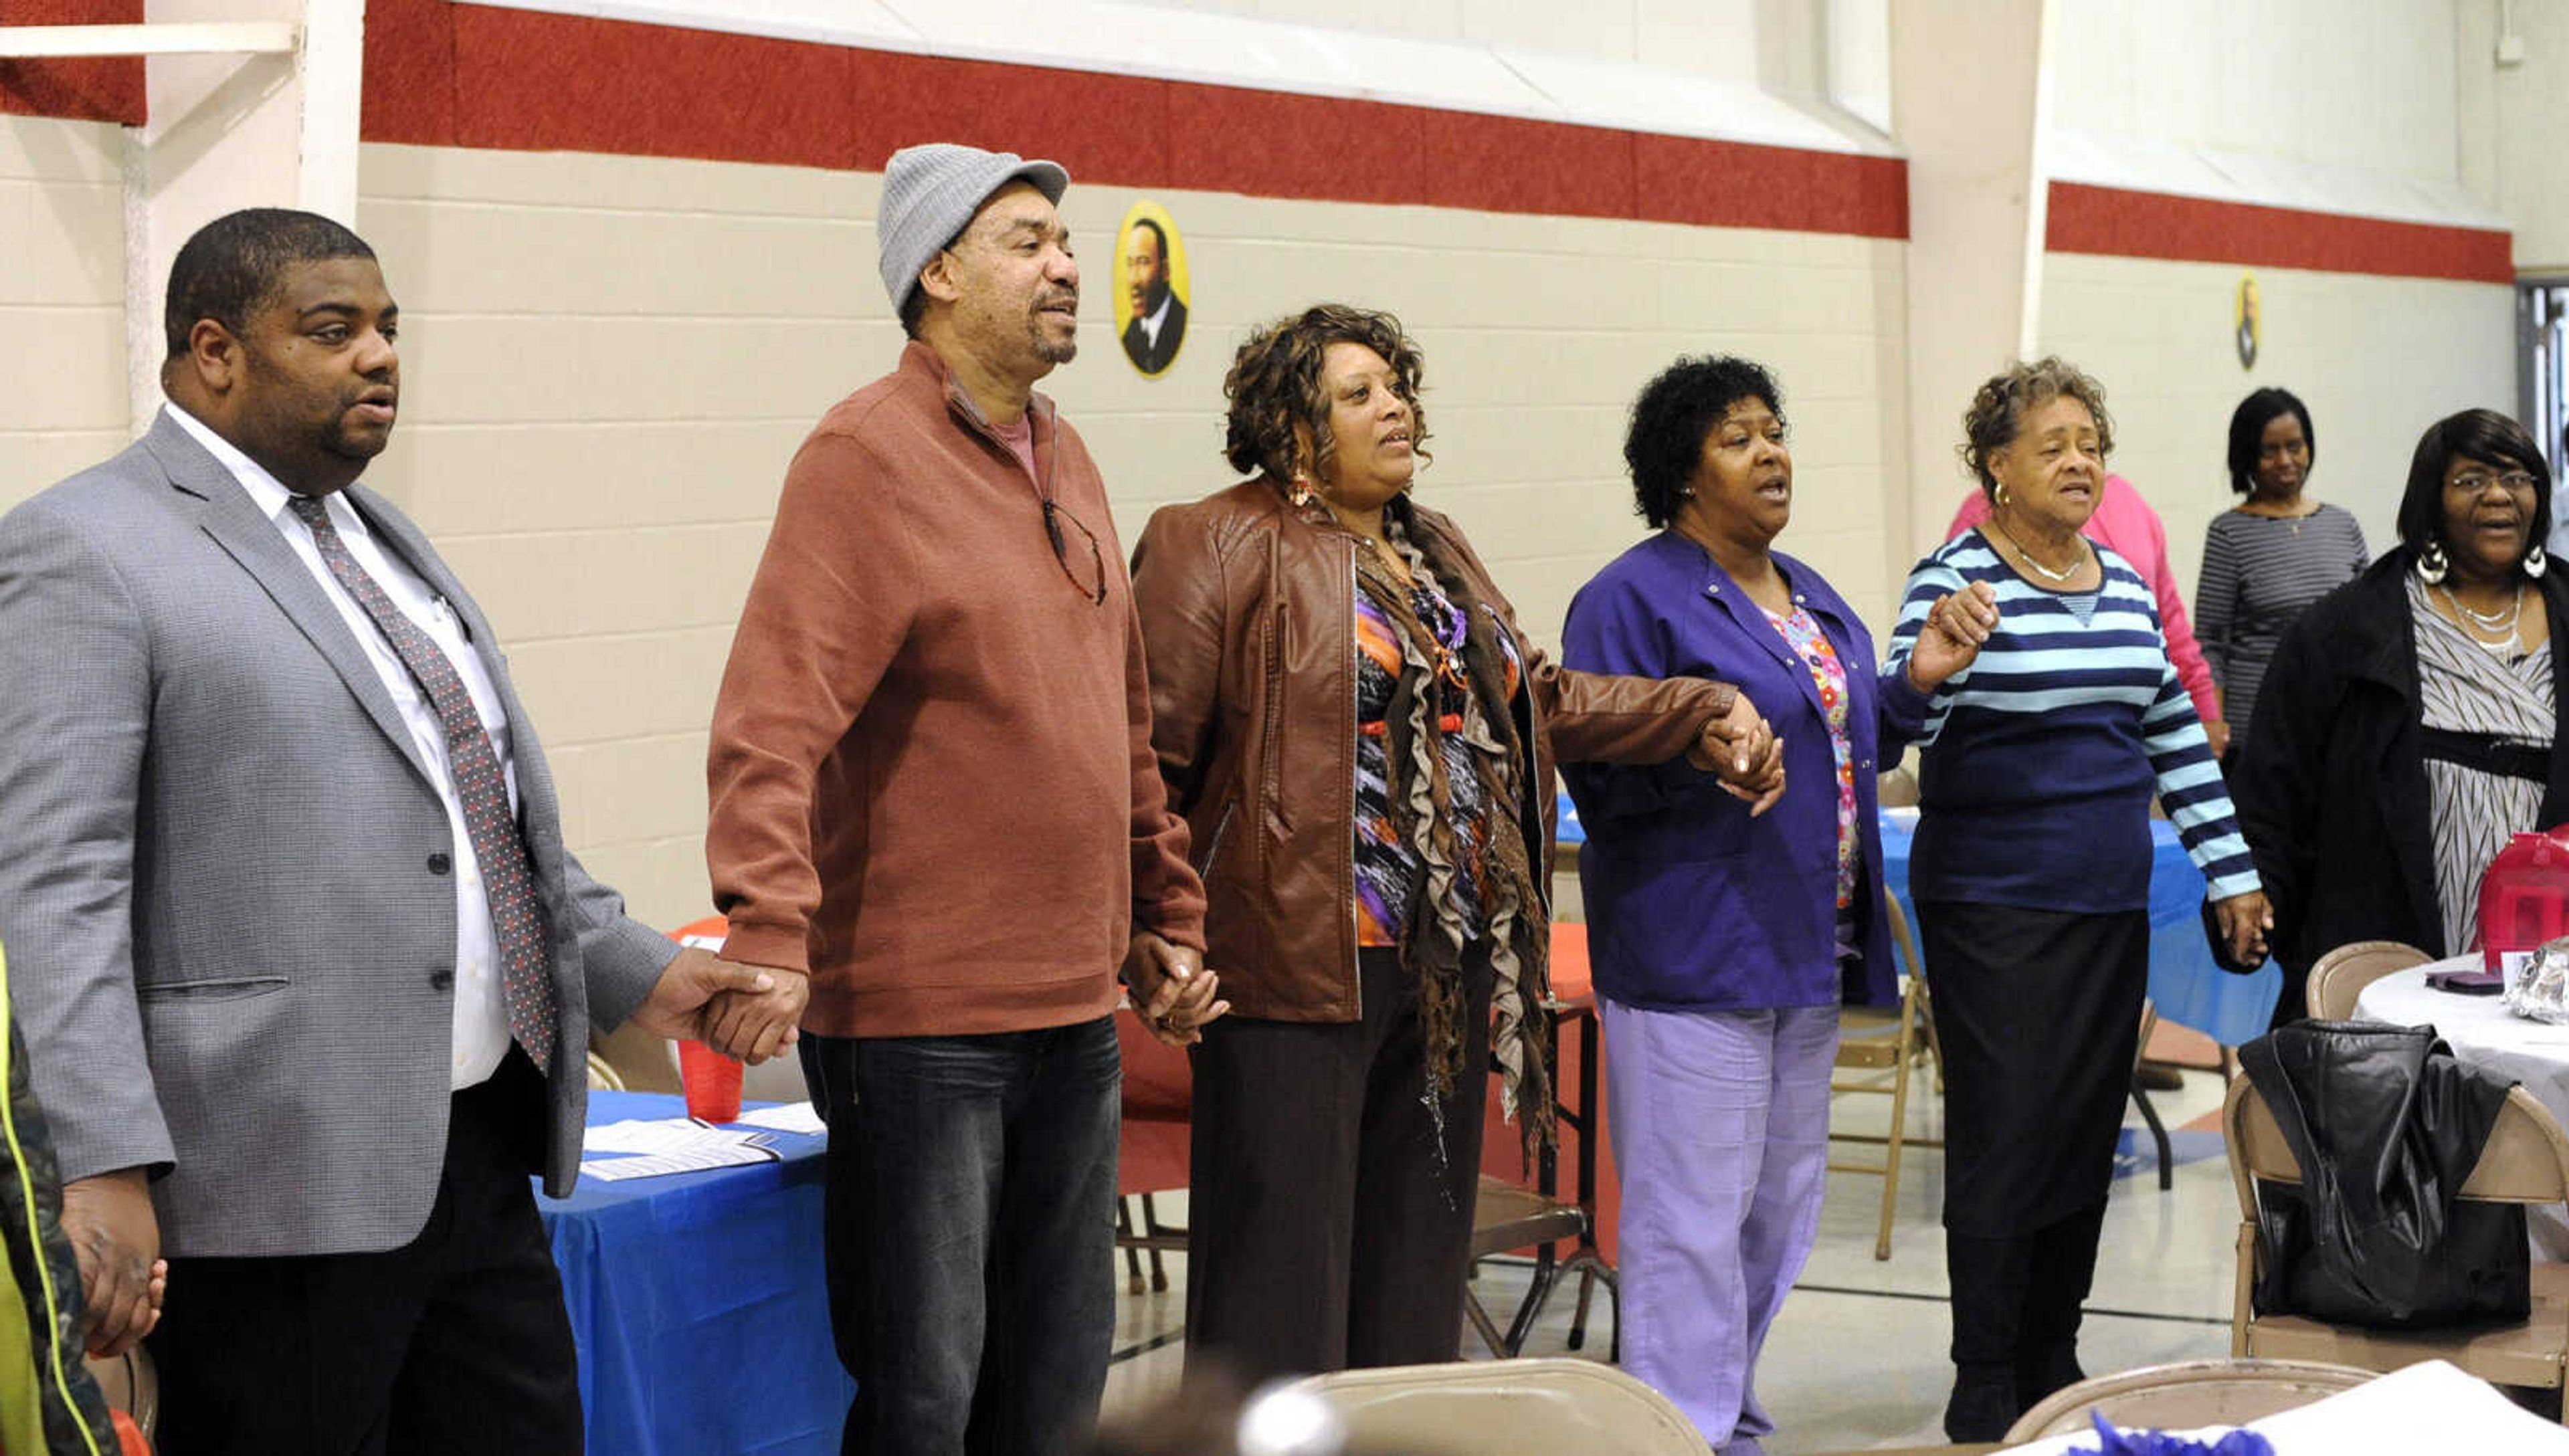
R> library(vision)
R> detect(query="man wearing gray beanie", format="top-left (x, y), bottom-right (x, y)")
top-left (702, 142), bottom-right (1226, 1453)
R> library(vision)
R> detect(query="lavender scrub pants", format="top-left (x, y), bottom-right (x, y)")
top-left (1599, 997), bottom-right (1839, 1454)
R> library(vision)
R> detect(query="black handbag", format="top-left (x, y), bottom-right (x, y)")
top-left (2239, 1021), bottom-right (2528, 1329)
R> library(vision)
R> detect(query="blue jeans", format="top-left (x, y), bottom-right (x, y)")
top-left (799, 1017), bottom-right (1121, 1456)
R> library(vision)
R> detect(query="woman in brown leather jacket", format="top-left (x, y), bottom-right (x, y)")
top-left (1129, 304), bottom-right (1782, 1382)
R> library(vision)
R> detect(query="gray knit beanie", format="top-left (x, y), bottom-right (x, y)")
top-left (877, 143), bottom-right (1072, 316)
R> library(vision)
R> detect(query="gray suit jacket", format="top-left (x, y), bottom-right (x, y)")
top-left (0, 409), bottom-right (676, 1257)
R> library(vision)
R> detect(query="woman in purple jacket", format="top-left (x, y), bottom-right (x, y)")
top-left (1562, 356), bottom-right (1991, 1453)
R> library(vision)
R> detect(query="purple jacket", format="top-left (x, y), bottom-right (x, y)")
top-left (1561, 532), bottom-right (1926, 1011)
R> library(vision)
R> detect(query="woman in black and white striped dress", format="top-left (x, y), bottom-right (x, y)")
top-left (2196, 389), bottom-right (2369, 762)
top-left (2234, 409), bottom-right (2569, 1025)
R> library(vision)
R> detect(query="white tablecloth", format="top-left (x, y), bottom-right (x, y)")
top-left (1999, 1358), bottom-right (2569, 1453)
top-left (2355, 954), bottom-right (2569, 1257)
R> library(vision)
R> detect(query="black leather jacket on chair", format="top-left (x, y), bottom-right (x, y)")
top-left (2241, 1019), bottom-right (2524, 1328)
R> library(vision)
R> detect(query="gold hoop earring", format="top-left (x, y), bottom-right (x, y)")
top-left (1994, 484), bottom-right (2011, 509)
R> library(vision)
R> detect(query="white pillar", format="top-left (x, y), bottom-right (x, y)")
top-left (1887, 0), bottom-right (2054, 560)
top-left (122, 0), bottom-right (361, 435)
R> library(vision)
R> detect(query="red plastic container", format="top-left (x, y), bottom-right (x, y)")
top-left (677, 1038), bottom-right (745, 1123)
top-left (2479, 829), bottom-right (2569, 976)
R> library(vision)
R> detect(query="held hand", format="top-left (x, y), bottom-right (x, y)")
top-left (1717, 734), bottom-right (1788, 818)
top-left (1689, 694), bottom-right (1774, 778)
top-left (2205, 718), bottom-right (2232, 759)
top-left (1151, 970), bottom-right (1232, 1048)
top-left (62, 1169), bottom-right (163, 1357)
top-left (633, 947), bottom-right (801, 1064)
top-left (696, 986), bottom-right (805, 1065)
top-left (699, 970), bottom-right (812, 1065)
top-left (1124, 932), bottom-right (1230, 1046)
top-left (2214, 890), bottom-right (2275, 969)
top-left (1907, 582), bottom-right (2000, 693)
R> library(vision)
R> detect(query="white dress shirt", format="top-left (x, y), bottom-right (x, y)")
top-left (1135, 292), bottom-right (1173, 352)
top-left (169, 405), bottom-right (517, 1089)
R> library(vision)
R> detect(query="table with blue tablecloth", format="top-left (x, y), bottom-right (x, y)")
top-left (539, 1091), bottom-right (849, 1456)
top-left (1555, 794), bottom-right (2279, 1045)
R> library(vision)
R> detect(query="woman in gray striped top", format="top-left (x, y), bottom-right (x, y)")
top-left (2195, 388), bottom-right (2369, 756)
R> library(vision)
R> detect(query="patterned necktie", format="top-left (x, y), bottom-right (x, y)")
top-left (287, 494), bottom-right (559, 1072)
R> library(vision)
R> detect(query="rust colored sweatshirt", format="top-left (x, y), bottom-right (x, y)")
top-left (706, 341), bottom-right (1206, 1037)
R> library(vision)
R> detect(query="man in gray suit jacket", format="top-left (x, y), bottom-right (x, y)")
top-left (0, 209), bottom-right (773, 1453)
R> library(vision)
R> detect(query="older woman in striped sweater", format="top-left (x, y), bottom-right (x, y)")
top-left (1886, 358), bottom-right (2272, 1443)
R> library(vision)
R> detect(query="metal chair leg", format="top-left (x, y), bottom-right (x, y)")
top-left (1140, 1191), bottom-right (1170, 1291)
top-left (1555, 1251), bottom-right (1618, 1357)
top-left (1875, 982), bottom-right (1920, 1260)
top-left (1566, 1263), bottom-right (1596, 1351)
top-left (2130, 1075), bottom-right (2174, 1191)
top-left (1116, 1197), bottom-right (1146, 1295)
top-left (1501, 1257), bottom-right (1564, 1355)
top-left (1464, 1286), bottom-right (1511, 1357)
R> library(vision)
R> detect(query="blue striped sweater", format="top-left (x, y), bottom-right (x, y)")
top-left (1883, 530), bottom-right (2261, 912)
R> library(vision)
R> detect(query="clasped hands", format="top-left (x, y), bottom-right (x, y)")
top-left (1907, 581), bottom-right (2000, 693)
top-left (2214, 889), bottom-right (2275, 970)
top-left (1123, 932), bottom-right (1230, 1047)
top-left (60, 1168), bottom-right (163, 1358)
top-left (1689, 692), bottom-right (1788, 817)
top-left (642, 934), bottom-right (1232, 1063)
top-left (633, 946), bottom-right (806, 1065)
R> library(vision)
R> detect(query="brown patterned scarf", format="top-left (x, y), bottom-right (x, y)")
top-left (1357, 502), bottom-right (1555, 1163)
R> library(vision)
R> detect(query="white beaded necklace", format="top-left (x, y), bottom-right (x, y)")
top-left (2435, 582), bottom-right (2526, 656)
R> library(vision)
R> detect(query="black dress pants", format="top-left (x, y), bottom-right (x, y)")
top-left (149, 1049), bottom-right (581, 1456)
top-left (1184, 945), bottom-right (1495, 1384)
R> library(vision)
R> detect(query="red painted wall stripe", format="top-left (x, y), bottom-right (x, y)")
top-left (357, 1), bottom-right (1909, 239)
top-left (0, 0), bottom-right (143, 125)
top-left (2048, 181), bottom-right (2513, 285)
top-left (8, 1), bottom-right (2512, 280)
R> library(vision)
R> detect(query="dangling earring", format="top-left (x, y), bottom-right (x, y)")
top-left (2416, 537), bottom-right (2450, 585)
top-left (2529, 544), bottom-right (2550, 579)
top-left (1289, 470), bottom-right (1316, 508)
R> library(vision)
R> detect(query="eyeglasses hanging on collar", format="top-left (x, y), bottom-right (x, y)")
top-left (1043, 498), bottom-right (1108, 606)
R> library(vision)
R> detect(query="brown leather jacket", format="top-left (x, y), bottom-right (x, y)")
top-left (1130, 479), bottom-right (1740, 1022)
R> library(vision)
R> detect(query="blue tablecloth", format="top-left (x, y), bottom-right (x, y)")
top-left (1556, 792), bottom-right (2279, 1043)
top-left (1881, 812), bottom-right (2278, 1044)
top-left (539, 1091), bottom-right (848, 1456)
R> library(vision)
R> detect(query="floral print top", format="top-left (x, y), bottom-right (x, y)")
top-left (1766, 603), bottom-right (1857, 921)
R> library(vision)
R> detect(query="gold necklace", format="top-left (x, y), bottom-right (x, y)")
top-left (1987, 520), bottom-right (2084, 583)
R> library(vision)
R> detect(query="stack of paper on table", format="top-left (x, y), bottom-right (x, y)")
top-left (735, 1101), bottom-right (828, 1136)
top-left (1999, 1360), bottom-right (2569, 1453)
top-left (575, 1100), bottom-right (827, 1182)
top-left (579, 1119), bottom-right (780, 1182)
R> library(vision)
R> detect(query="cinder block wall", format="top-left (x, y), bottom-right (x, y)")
top-left (349, 139), bottom-right (1911, 930)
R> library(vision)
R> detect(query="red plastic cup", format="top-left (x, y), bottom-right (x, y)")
top-left (678, 1039), bottom-right (744, 1123)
